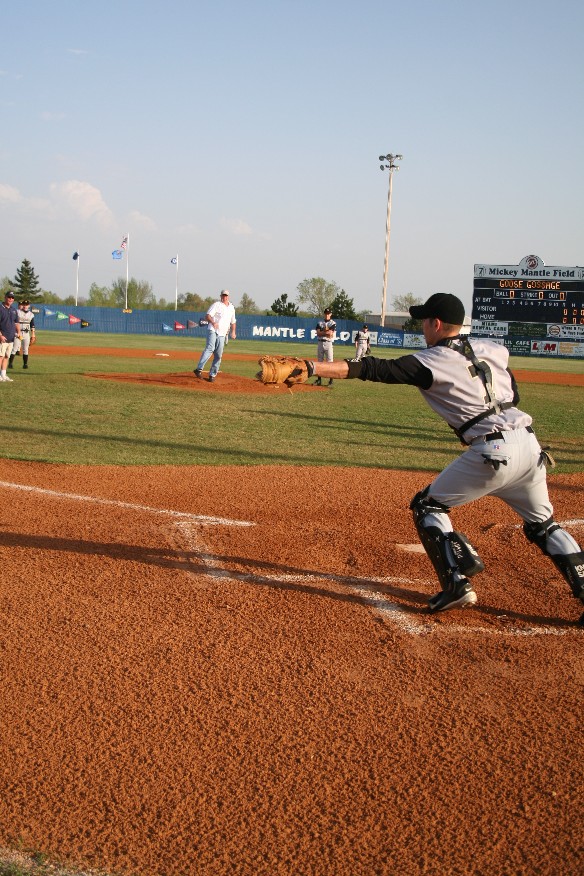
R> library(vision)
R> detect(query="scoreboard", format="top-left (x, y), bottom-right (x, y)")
top-left (472, 255), bottom-right (584, 325)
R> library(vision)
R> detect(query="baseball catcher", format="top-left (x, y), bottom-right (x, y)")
top-left (257, 294), bottom-right (584, 627)
top-left (257, 356), bottom-right (313, 387)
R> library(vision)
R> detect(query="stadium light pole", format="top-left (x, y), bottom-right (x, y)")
top-left (379, 153), bottom-right (403, 328)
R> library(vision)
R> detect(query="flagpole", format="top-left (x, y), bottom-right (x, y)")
top-left (75, 253), bottom-right (79, 305)
top-left (125, 233), bottom-right (130, 310)
top-left (175, 254), bottom-right (179, 311)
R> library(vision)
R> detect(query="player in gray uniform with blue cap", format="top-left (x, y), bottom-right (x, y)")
top-left (300, 292), bottom-right (584, 623)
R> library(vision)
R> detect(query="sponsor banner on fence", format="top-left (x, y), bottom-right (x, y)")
top-left (508, 322), bottom-right (548, 338)
top-left (377, 331), bottom-right (403, 347)
top-left (503, 338), bottom-right (532, 355)
top-left (403, 333), bottom-right (426, 348)
top-left (558, 340), bottom-right (584, 357)
top-left (547, 324), bottom-right (584, 339)
top-left (531, 340), bottom-right (559, 356)
top-left (471, 320), bottom-right (508, 337)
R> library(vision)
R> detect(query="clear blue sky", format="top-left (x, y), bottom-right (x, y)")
top-left (1, 0), bottom-right (582, 316)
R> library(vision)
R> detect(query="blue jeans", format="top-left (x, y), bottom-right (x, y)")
top-left (196, 330), bottom-right (226, 378)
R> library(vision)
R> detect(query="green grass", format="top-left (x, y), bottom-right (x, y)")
top-left (2, 332), bottom-right (583, 471)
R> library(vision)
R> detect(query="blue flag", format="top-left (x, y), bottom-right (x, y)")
top-left (112, 250), bottom-right (123, 260)
top-left (162, 323), bottom-right (173, 332)
top-left (170, 257), bottom-right (177, 265)
top-left (72, 251), bottom-right (79, 261)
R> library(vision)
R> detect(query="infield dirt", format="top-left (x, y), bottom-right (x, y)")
top-left (0, 348), bottom-right (582, 875)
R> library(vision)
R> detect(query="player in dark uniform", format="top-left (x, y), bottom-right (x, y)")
top-left (304, 292), bottom-right (584, 622)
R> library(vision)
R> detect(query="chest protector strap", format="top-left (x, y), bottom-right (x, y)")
top-left (444, 337), bottom-right (513, 443)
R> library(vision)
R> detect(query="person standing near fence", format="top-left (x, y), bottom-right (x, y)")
top-left (0, 291), bottom-right (21, 382)
top-left (194, 290), bottom-right (236, 383)
top-left (9, 300), bottom-right (36, 369)
top-left (354, 324), bottom-right (370, 360)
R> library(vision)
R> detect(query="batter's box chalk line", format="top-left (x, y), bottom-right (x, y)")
top-left (1, 481), bottom-right (579, 638)
top-left (172, 523), bottom-right (579, 639)
top-left (0, 481), bottom-right (255, 528)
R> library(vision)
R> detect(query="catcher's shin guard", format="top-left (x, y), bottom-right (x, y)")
top-left (410, 489), bottom-right (484, 594)
top-left (524, 518), bottom-right (584, 599)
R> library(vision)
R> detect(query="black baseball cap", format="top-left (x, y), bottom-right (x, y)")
top-left (324, 308), bottom-right (332, 314)
top-left (409, 293), bottom-right (465, 325)
top-left (5, 291), bottom-right (15, 299)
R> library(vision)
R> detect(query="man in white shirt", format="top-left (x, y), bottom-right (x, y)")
top-left (194, 289), bottom-right (237, 382)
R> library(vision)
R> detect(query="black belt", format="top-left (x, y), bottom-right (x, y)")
top-left (479, 426), bottom-right (534, 443)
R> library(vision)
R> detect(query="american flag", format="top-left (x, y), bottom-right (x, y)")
top-left (120, 235), bottom-right (128, 250)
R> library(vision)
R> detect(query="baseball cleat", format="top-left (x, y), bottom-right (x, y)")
top-left (428, 583), bottom-right (477, 613)
top-left (193, 369), bottom-right (203, 378)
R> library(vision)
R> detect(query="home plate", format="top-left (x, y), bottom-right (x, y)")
top-left (396, 543), bottom-right (425, 553)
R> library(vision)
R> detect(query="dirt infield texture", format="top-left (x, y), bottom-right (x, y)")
top-left (0, 455), bottom-right (583, 876)
top-left (33, 343), bottom-right (584, 390)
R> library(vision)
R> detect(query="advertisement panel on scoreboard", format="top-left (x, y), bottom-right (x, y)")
top-left (472, 255), bottom-right (584, 325)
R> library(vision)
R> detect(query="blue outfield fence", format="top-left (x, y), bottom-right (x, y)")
top-left (35, 307), bottom-right (381, 347)
top-left (32, 306), bottom-right (584, 358)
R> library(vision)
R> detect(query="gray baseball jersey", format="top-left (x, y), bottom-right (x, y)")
top-left (357, 336), bottom-right (549, 517)
top-left (13, 308), bottom-right (35, 354)
top-left (316, 317), bottom-right (336, 363)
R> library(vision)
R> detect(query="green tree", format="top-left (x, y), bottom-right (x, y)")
top-left (238, 293), bottom-right (260, 315)
top-left (391, 293), bottom-right (424, 332)
top-left (87, 283), bottom-right (115, 306)
top-left (271, 293), bottom-right (299, 316)
top-left (12, 258), bottom-right (42, 302)
top-left (42, 290), bottom-right (66, 304)
top-left (392, 293), bottom-right (422, 312)
top-left (0, 276), bottom-right (14, 296)
top-left (110, 277), bottom-right (156, 309)
top-left (296, 277), bottom-right (342, 315)
top-left (329, 288), bottom-right (357, 320)
top-left (177, 292), bottom-right (216, 312)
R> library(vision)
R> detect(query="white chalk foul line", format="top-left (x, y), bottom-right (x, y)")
top-left (2, 480), bottom-right (578, 637)
top-left (0, 481), bottom-right (255, 528)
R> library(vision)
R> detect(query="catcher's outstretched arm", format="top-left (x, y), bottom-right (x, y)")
top-left (311, 359), bottom-right (357, 380)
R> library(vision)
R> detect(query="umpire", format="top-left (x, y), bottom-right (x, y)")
top-left (295, 293), bottom-right (584, 623)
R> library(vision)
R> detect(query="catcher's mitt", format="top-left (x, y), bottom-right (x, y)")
top-left (256, 356), bottom-right (311, 387)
